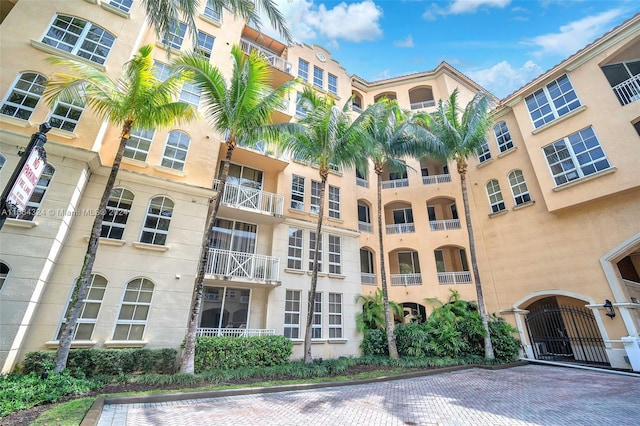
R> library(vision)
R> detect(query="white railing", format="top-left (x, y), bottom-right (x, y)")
top-left (359, 221), bottom-right (373, 233)
top-left (437, 271), bottom-right (472, 284)
top-left (361, 272), bottom-right (377, 285)
top-left (381, 178), bottom-right (409, 189)
top-left (390, 273), bottom-right (422, 286)
top-left (206, 248), bottom-right (280, 281)
top-left (213, 180), bottom-right (284, 216)
top-left (423, 174), bottom-right (452, 185)
top-left (429, 219), bottom-right (461, 231)
top-left (356, 177), bottom-right (369, 188)
top-left (351, 105), bottom-right (363, 113)
top-left (612, 74), bottom-right (640, 105)
top-left (240, 38), bottom-right (292, 74)
top-left (410, 100), bottom-right (436, 110)
top-left (196, 328), bottom-right (276, 337)
top-left (386, 223), bottom-right (415, 234)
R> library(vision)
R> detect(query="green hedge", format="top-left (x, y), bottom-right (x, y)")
top-left (22, 348), bottom-right (177, 377)
top-left (195, 335), bottom-right (293, 372)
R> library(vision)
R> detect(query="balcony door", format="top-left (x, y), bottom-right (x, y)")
top-left (209, 219), bottom-right (257, 253)
top-left (201, 286), bottom-right (251, 329)
top-left (222, 163), bottom-right (263, 190)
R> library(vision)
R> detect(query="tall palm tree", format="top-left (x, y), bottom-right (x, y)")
top-left (276, 87), bottom-right (371, 363)
top-left (361, 99), bottom-right (445, 359)
top-left (171, 44), bottom-right (295, 374)
top-left (419, 88), bottom-right (495, 360)
top-left (142, 0), bottom-right (292, 48)
top-left (43, 45), bottom-right (198, 372)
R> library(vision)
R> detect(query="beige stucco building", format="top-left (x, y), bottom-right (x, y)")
top-left (0, 1), bottom-right (638, 372)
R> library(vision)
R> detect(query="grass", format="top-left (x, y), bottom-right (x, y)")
top-left (30, 398), bottom-right (94, 426)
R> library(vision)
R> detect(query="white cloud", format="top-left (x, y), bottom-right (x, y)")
top-left (466, 60), bottom-right (543, 98)
top-left (394, 35), bottom-right (414, 48)
top-left (424, 0), bottom-right (510, 19)
top-left (530, 9), bottom-right (624, 57)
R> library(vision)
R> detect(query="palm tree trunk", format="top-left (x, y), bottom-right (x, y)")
top-left (458, 160), bottom-right (494, 360)
top-left (303, 172), bottom-right (327, 363)
top-left (55, 120), bottom-right (133, 372)
top-left (376, 168), bottom-right (398, 358)
top-left (181, 141), bottom-right (235, 374)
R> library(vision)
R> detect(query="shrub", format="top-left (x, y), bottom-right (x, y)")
top-left (394, 322), bottom-right (430, 357)
top-left (488, 315), bottom-right (521, 362)
top-left (360, 329), bottom-right (388, 356)
top-left (194, 335), bottom-right (292, 372)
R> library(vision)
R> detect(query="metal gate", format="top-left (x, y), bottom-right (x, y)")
top-left (525, 303), bottom-right (609, 366)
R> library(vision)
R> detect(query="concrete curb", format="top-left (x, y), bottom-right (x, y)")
top-left (81, 361), bottom-right (529, 425)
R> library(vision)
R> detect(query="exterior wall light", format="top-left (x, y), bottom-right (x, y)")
top-left (603, 299), bottom-right (616, 319)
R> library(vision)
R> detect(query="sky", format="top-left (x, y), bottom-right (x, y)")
top-left (260, 0), bottom-right (639, 98)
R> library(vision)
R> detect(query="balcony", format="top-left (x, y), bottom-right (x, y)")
top-left (214, 180), bottom-right (284, 217)
top-left (240, 38), bottom-right (292, 75)
top-left (356, 177), bottom-right (369, 188)
top-left (423, 174), bottom-right (452, 185)
top-left (382, 178), bottom-right (409, 189)
top-left (361, 272), bottom-right (377, 285)
top-left (612, 74), bottom-right (640, 105)
top-left (205, 248), bottom-right (280, 283)
top-left (386, 223), bottom-right (415, 234)
top-left (359, 221), bottom-right (373, 233)
top-left (390, 273), bottom-right (422, 286)
top-left (196, 328), bottom-right (276, 337)
top-left (429, 219), bottom-right (461, 231)
top-left (410, 100), bottom-right (435, 110)
top-left (437, 271), bottom-right (472, 284)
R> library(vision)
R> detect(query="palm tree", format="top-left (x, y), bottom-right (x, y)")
top-left (142, 0), bottom-right (292, 48)
top-left (419, 88), bottom-right (495, 360)
top-left (171, 44), bottom-right (295, 374)
top-left (276, 87), bottom-right (371, 363)
top-left (355, 289), bottom-right (403, 332)
top-left (361, 99), bottom-right (445, 359)
top-left (43, 45), bottom-right (198, 372)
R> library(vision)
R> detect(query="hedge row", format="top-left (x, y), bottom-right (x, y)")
top-left (195, 335), bottom-right (293, 372)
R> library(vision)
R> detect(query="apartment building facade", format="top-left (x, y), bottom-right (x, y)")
top-left (0, 1), bottom-right (638, 372)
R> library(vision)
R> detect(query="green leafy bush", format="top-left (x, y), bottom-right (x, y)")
top-left (195, 335), bottom-right (293, 372)
top-left (488, 315), bottom-right (521, 362)
top-left (360, 329), bottom-right (389, 356)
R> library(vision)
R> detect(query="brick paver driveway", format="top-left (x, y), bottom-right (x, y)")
top-left (98, 365), bottom-right (639, 425)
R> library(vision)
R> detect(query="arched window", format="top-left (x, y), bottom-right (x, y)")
top-left (140, 196), bottom-right (174, 245)
top-left (0, 72), bottom-right (47, 120)
top-left (494, 121), bottom-right (514, 153)
top-left (508, 170), bottom-right (532, 206)
top-left (486, 179), bottom-right (506, 213)
top-left (113, 278), bottom-right (154, 341)
top-left (360, 248), bottom-right (376, 285)
top-left (161, 130), bottom-right (190, 171)
top-left (13, 163), bottom-right (55, 221)
top-left (57, 274), bottom-right (108, 340)
top-left (42, 15), bottom-right (115, 64)
top-left (101, 188), bottom-right (134, 239)
top-left (0, 262), bottom-right (9, 291)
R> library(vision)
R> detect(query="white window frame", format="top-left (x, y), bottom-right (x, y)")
top-left (312, 292), bottom-right (322, 339)
top-left (309, 231), bottom-right (322, 272)
top-left (0, 72), bottom-right (47, 120)
top-left (486, 179), bottom-right (506, 213)
top-left (14, 164), bottom-right (55, 220)
top-left (313, 66), bottom-right (324, 89)
top-left (298, 59), bottom-right (309, 81)
top-left (101, 187), bottom-right (134, 240)
top-left (287, 227), bottom-right (303, 270)
top-left (494, 121), bottom-right (514, 152)
top-left (328, 293), bottom-right (343, 339)
top-left (108, 0), bottom-right (133, 12)
top-left (542, 126), bottom-right (611, 186)
top-left (291, 175), bottom-right (305, 210)
top-left (525, 74), bottom-right (581, 128)
top-left (112, 278), bottom-right (154, 341)
top-left (204, 0), bottom-right (222, 23)
top-left (161, 21), bottom-right (187, 50)
top-left (57, 274), bottom-right (108, 340)
top-left (508, 170), bottom-right (531, 206)
top-left (196, 30), bottom-right (215, 59)
top-left (328, 73), bottom-right (338, 95)
top-left (139, 196), bottom-right (174, 245)
top-left (284, 289), bottom-right (301, 339)
top-left (153, 61), bottom-right (171, 82)
top-left (161, 130), bottom-right (190, 171)
top-left (48, 99), bottom-right (84, 132)
top-left (310, 180), bottom-right (321, 214)
top-left (328, 235), bottom-right (341, 274)
top-left (42, 15), bottom-right (115, 65)
top-left (179, 82), bottom-right (201, 107)
top-left (477, 141), bottom-right (491, 163)
top-left (328, 185), bottom-right (340, 219)
top-left (295, 91), bottom-right (306, 117)
top-left (124, 128), bottom-right (154, 162)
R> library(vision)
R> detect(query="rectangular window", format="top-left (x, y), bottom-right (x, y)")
top-left (310, 180), bottom-right (321, 214)
top-left (179, 82), bottom-right (201, 107)
top-left (204, 0), bottom-right (222, 23)
top-left (287, 227), bottom-right (303, 270)
top-left (153, 61), bottom-right (171, 82)
top-left (49, 100), bottom-right (84, 132)
top-left (328, 185), bottom-right (340, 219)
top-left (312, 292), bottom-right (322, 339)
top-left (108, 0), bottom-right (133, 12)
top-left (196, 31), bottom-right (215, 59)
top-left (295, 91), bottom-right (306, 117)
top-left (309, 231), bottom-right (322, 272)
top-left (328, 73), bottom-right (338, 95)
top-left (477, 141), bottom-right (491, 163)
top-left (328, 293), bottom-right (343, 339)
top-left (161, 21), bottom-right (187, 50)
top-left (298, 59), bottom-right (309, 81)
top-left (328, 235), bottom-right (341, 274)
top-left (291, 175), bottom-right (305, 210)
top-left (313, 66), bottom-right (323, 89)
top-left (124, 128), bottom-right (154, 162)
top-left (42, 15), bottom-right (115, 65)
top-left (525, 74), bottom-right (581, 128)
top-left (284, 290), bottom-right (301, 339)
top-left (161, 131), bottom-right (190, 171)
top-left (543, 126), bottom-right (610, 186)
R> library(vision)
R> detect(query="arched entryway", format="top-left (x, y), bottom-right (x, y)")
top-left (524, 296), bottom-right (609, 366)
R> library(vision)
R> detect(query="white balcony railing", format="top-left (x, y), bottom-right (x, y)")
top-left (213, 181), bottom-right (284, 216)
top-left (386, 223), bottom-right (415, 234)
top-left (381, 178), bottom-right (409, 189)
top-left (429, 219), bottom-right (461, 231)
top-left (240, 38), bottom-right (292, 74)
top-left (359, 221), bottom-right (373, 233)
top-left (437, 271), bottom-right (472, 284)
top-left (351, 105), bottom-right (363, 113)
top-left (356, 177), bottom-right (369, 188)
top-left (612, 74), bottom-right (640, 105)
top-left (206, 248), bottom-right (280, 282)
top-left (422, 174), bottom-right (452, 185)
top-left (361, 272), bottom-right (377, 285)
top-left (390, 273), bottom-right (422, 286)
top-left (196, 328), bottom-right (276, 337)
top-left (410, 100), bottom-right (436, 110)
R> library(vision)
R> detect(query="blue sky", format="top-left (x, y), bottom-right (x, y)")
top-left (262, 0), bottom-right (638, 98)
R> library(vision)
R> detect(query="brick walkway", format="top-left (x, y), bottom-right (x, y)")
top-left (97, 365), bottom-right (640, 425)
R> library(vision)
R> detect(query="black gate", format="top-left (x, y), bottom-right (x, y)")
top-left (525, 302), bottom-right (609, 366)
